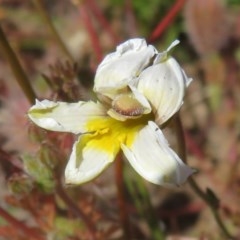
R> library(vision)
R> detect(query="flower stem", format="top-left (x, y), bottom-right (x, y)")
top-left (115, 152), bottom-right (131, 239)
top-left (173, 113), bottom-right (234, 239)
top-left (0, 206), bottom-right (44, 239)
top-left (55, 177), bottom-right (97, 240)
top-left (148, 0), bottom-right (186, 43)
top-left (125, 173), bottom-right (165, 239)
top-left (32, 0), bottom-right (74, 63)
top-left (0, 25), bottom-right (36, 104)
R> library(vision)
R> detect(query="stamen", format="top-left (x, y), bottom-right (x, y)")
top-left (112, 94), bottom-right (145, 116)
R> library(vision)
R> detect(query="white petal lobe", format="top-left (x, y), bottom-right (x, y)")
top-left (121, 121), bottom-right (194, 187)
top-left (28, 100), bottom-right (107, 134)
top-left (137, 57), bottom-right (188, 125)
top-left (94, 38), bottom-right (157, 97)
top-left (153, 40), bottom-right (180, 64)
top-left (65, 136), bottom-right (115, 184)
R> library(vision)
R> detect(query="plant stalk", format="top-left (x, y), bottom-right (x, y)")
top-left (0, 25), bottom-right (36, 104)
top-left (173, 113), bottom-right (234, 239)
top-left (115, 152), bottom-right (131, 239)
top-left (148, 0), bottom-right (186, 42)
top-left (0, 206), bottom-right (44, 239)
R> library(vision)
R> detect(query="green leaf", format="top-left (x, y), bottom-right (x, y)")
top-left (22, 153), bottom-right (54, 192)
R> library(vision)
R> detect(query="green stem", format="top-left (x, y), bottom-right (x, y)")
top-left (0, 25), bottom-right (36, 104)
top-left (125, 173), bottom-right (165, 240)
top-left (32, 0), bottom-right (74, 62)
top-left (173, 113), bottom-right (234, 239)
top-left (115, 152), bottom-right (131, 239)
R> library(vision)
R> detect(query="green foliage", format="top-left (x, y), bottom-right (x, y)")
top-left (8, 174), bottom-right (34, 195)
top-left (124, 167), bottom-right (165, 240)
top-left (53, 217), bottom-right (83, 239)
top-left (227, 0), bottom-right (240, 5)
top-left (207, 84), bottom-right (223, 111)
top-left (132, 0), bottom-right (176, 34)
top-left (110, 0), bottom-right (178, 35)
top-left (22, 153), bottom-right (55, 192)
top-left (132, 0), bottom-right (163, 23)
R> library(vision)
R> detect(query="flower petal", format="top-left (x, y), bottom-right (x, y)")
top-left (137, 57), bottom-right (190, 125)
top-left (28, 99), bottom-right (107, 134)
top-left (94, 38), bottom-right (157, 98)
top-left (65, 132), bottom-right (119, 184)
top-left (154, 39), bottom-right (180, 63)
top-left (121, 121), bottom-right (194, 187)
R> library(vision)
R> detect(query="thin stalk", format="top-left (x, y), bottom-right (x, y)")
top-left (115, 152), bottom-right (131, 239)
top-left (0, 25), bottom-right (36, 104)
top-left (173, 113), bottom-right (234, 239)
top-left (32, 0), bottom-right (74, 62)
top-left (55, 177), bottom-right (97, 240)
top-left (125, 173), bottom-right (165, 240)
top-left (0, 206), bottom-right (44, 239)
top-left (148, 0), bottom-right (186, 43)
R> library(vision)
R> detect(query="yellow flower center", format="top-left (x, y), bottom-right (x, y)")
top-left (85, 114), bottom-right (153, 155)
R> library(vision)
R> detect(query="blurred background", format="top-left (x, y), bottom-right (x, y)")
top-left (0, 0), bottom-right (240, 239)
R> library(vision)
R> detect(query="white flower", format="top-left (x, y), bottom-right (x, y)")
top-left (94, 38), bottom-right (157, 98)
top-left (28, 38), bottom-right (194, 187)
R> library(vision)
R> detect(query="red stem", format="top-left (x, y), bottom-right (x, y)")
top-left (148, 0), bottom-right (186, 43)
top-left (78, 3), bottom-right (103, 63)
top-left (0, 206), bottom-right (44, 240)
top-left (86, 0), bottom-right (120, 45)
top-left (115, 153), bottom-right (131, 239)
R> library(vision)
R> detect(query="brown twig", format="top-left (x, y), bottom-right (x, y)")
top-left (0, 25), bottom-right (36, 104)
top-left (0, 206), bottom-right (44, 240)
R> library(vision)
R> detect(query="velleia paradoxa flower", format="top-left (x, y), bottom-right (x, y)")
top-left (28, 38), bottom-right (195, 187)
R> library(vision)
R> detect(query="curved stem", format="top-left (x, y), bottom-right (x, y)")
top-left (115, 152), bottom-right (131, 239)
top-left (173, 113), bottom-right (234, 239)
top-left (0, 25), bottom-right (36, 104)
top-left (32, 0), bottom-right (74, 62)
